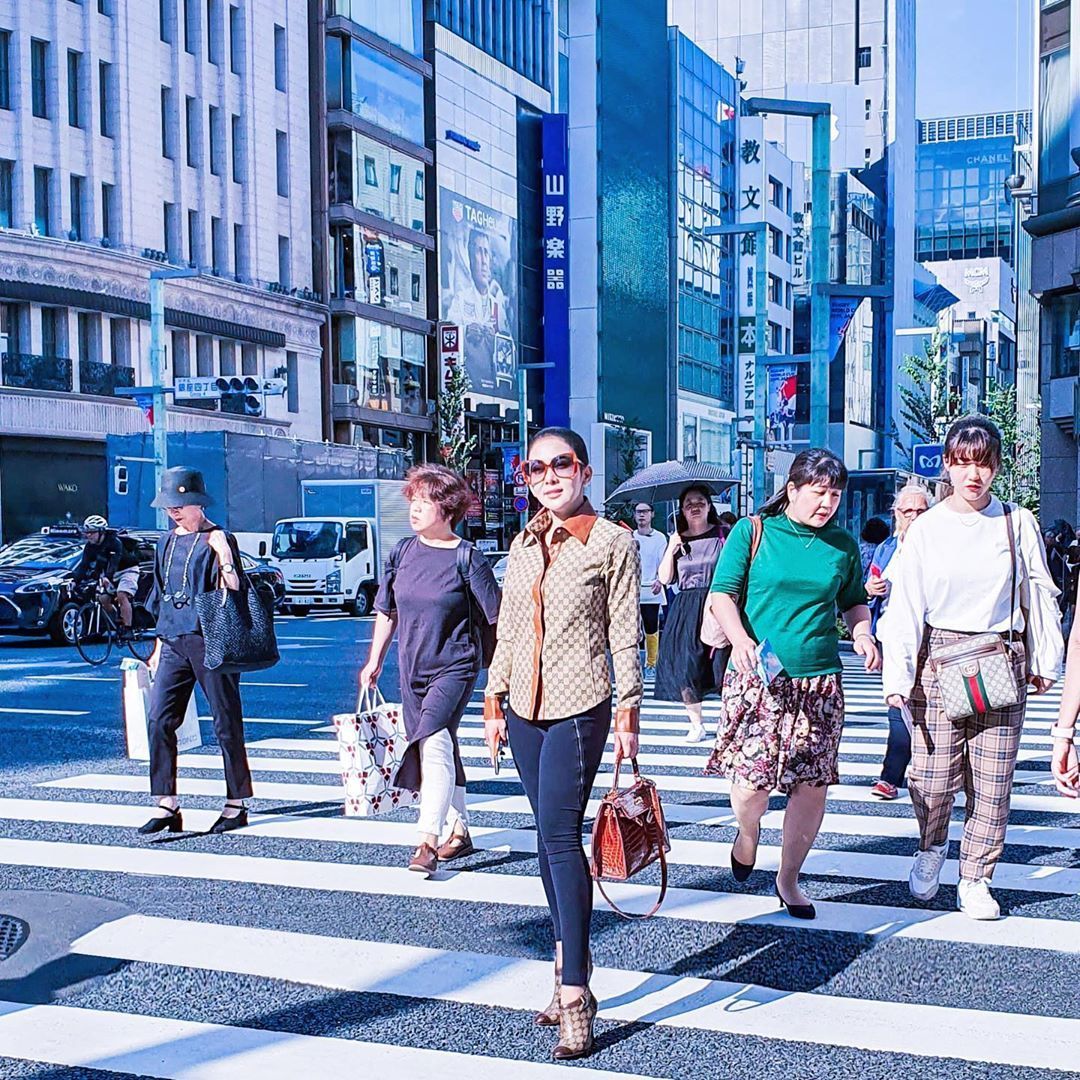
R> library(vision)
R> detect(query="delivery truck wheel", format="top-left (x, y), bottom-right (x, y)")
top-left (348, 588), bottom-right (373, 617)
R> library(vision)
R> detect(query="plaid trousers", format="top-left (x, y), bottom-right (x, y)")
top-left (907, 627), bottom-right (1027, 882)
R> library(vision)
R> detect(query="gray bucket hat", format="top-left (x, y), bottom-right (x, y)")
top-left (151, 466), bottom-right (213, 509)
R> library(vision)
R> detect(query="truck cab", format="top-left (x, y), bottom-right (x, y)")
top-left (271, 516), bottom-right (376, 616)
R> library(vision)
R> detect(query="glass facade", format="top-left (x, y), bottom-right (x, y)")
top-left (915, 136), bottom-right (1015, 265)
top-left (328, 130), bottom-right (426, 233)
top-left (431, 0), bottom-right (552, 89)
top-left (332, 314), bottom-right (427, 417)
top-left (675, 34), bottom-right (737, 410)
top-left (326, 34), bottom-right (425, 146)
top-left (1042, 292), bottom-right (1080, 380)
top-left (328, 0), bottom-right (423, 56)
top-left (1039, 45), bottom-right (1072, 213)
top-left (330, 224), bottom-right (428, 321)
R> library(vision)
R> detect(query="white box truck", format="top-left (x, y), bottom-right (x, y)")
top-left (270, 479), bottom-right (412, 616)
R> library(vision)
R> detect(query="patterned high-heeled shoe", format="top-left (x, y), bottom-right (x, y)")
top-left (535, 965), bottom-right (561, 1026)
top-left (552, 987), bottom-right (597, 1060)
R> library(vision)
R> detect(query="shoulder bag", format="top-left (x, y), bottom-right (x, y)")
top-left (700, 515), bottom-right (763, 650)
top-left (929, 504), bottom-right (1021, 721)
top-left (590, 757), bottom-right (670, 919)
top-left (194, 535), bottom-right (280, 674)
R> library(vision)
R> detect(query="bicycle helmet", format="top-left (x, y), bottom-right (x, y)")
top-left (83, 514), bottom-right (108, 531)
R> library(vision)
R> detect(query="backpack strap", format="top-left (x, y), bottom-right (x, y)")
top-left (456, 541), bottom-right (477, 641)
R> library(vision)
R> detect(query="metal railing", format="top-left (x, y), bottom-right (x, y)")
top-left (1, 353), bottom-right (73, 392)
top-left (79, 361), bottom-right (135, 397)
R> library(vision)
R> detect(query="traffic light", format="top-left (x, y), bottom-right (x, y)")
top-left (216, 376), bottom-right (262, 417)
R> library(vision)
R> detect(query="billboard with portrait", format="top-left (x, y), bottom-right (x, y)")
top-left (439, 189), bottom-right (518, 401)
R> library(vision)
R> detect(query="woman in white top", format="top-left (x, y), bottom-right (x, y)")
top-left (883, 416), bottom-right (1062, 920)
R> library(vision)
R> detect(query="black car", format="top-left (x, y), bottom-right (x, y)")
top-left (0, 525), bottom-right (158, 644)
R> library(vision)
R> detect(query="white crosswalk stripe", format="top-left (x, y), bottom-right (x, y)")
top-left (3, 655), bottom-right (1079, 1079)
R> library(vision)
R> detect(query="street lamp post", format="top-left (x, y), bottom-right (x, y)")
top-left (517, 361), bottom-right (555, 530)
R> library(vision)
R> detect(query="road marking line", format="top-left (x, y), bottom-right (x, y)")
top-left (25, 674), bottom-right (120, 682)
top-left (0, 706), bottom-right (89, 716)
top-left (197, 717), bottom-right (322, 726)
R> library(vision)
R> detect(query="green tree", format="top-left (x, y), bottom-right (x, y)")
top-left (984, 380), bottom-right (1040, 513)
top-left (890, 331), bottom-right (962, 467)
top-left (437, 359), bottom-right (477, 474)
top-left (605, 418), bottom-right (644, 523)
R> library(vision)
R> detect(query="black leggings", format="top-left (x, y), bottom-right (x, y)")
top-left (506, 700), bottom-right (611, 986)
top-left (640, 603), bottom-right (661, 635)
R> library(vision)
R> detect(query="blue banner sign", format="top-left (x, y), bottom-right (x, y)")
top-left (912, 443), bottom-right (945, 479)
top-left (542, 113), bottom-right (570, 427)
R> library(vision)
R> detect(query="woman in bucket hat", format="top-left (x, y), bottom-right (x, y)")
top-left (139, 466), bottom-right (254, 835)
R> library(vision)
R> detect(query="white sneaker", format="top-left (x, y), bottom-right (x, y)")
top-left (957, 877), bottom-right (1001, 920)
top-left (908, 842), bottom-right (948, 901)
top-left (684, 724), bottom-right (707, 744)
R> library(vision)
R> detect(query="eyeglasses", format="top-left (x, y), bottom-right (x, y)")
top-left (897, 506), bottom-right (927, 518)
top-left (517, 452), bottom-right (582, 485)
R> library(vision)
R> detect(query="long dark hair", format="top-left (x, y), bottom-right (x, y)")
top-left (760, 448), bottom-right (848, 519)
top-left (675, 484), bottom-right (721, 535)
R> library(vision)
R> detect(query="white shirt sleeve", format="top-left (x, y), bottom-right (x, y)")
top-left (1018, 508), bottom-right (1064, 683)
top-left (880, 522), bottom-right (929, 700)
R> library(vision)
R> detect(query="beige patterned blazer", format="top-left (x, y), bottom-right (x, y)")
top-left (484, 502), bottom-right (643, 731)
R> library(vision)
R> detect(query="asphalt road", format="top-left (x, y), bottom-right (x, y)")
top-left (0, 615), bottom-right (1079, 1079)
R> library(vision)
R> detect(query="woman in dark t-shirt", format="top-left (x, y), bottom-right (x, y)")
top-left (360, 464), bottom-right (500, 876)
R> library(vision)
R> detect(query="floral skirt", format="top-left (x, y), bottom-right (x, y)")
top-left (704, 668), bottom-right (845, 793)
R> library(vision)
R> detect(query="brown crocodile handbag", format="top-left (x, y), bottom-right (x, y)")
top-left (590, 757), bottom-right (670, 919)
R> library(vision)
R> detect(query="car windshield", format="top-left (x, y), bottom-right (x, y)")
top-left (0, 537), bottom-right (83, 571)
top-left (271, 522), bottom-right (343, 560)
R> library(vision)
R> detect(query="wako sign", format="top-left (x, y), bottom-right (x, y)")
top-left (912, 443), bottom-right (945, 480)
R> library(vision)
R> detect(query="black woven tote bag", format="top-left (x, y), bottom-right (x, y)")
top-left (195, 576), bottom-right (280, 673)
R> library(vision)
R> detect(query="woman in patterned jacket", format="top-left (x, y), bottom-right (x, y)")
top-left (484, 426), bottom-right (642, 1061)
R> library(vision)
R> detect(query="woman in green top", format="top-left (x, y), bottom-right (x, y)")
top-left (704, 448), bottom-right (879, 919)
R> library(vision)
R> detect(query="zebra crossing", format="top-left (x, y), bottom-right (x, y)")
top-left (2, 656), bottom-right (1080, 1078)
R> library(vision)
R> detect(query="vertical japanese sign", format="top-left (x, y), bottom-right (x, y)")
top-left (737, 117), bottom-right (765, 430)
top-left (542, 112), bottom-right (570, 427)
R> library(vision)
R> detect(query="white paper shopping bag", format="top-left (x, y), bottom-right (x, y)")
top-left (122, 658), bottom-right (202, 760)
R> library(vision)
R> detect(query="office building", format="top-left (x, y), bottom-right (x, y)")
top-left (1028, 0), bottom-right (1080, 522)
top-left (0, 0), bottom-right (325, 538)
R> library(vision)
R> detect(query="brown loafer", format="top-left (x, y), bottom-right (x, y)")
top-left (408, 842), bottom-right (438, 876)
top-left (552, 987), bottom-right (597, 1060)
top-left (436, 830), bottom-right (476, 861)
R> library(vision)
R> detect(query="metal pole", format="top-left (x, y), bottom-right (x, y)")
top-left (149, 275), bottom-right (168, 530)
top-left (518, 364), bottom-right (529, 532)
top-left (754, 223), bottom-right (768, 509)
top-left (810, 110), bottom-right (832, 449)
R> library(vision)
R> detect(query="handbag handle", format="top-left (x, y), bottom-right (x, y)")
top-left (609, 754), bottom-right (642, 792)
top-left (593, 788), bottom-right (669, 920)
top-left (356, 684), bottom-right (387, 715)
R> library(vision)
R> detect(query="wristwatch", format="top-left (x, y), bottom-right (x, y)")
top-left (1050, 726), bottom-right (1076, 742)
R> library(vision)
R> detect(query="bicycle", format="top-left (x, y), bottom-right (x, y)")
top-left (73, 583), bottom-right (157, 666)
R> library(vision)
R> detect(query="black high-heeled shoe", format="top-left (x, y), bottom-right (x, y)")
top-left (730, 830), bottom-right (756, 883)
top-left (138, 807), bottom-right (183, 835)
top-left (775, 882), bottom-right (816, 920)
top-left (208, 803), bottom-right (248, 834)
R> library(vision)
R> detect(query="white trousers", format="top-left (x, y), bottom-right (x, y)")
top-left (417, 728), bottom-right (469, 839)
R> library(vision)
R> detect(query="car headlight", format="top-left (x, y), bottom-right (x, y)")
top-left (15, 578), bottom-right (60, 594)
top-left (326, 570), bottom-right (341, 592)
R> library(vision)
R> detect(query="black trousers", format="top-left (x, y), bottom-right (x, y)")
top-left (148, 634), bottom-right (252, 800)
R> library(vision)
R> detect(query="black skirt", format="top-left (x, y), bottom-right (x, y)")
top-left (653, 586), bottom-right (728, 705)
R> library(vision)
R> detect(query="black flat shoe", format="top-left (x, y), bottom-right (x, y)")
top-left (775, 882), bottom-right (816, 920)
top-left (208, 806), bottom-right (248, 834)
top-left (138, 807), bottom-right (183, 835)
top-left (730, 830), bottom-right (755, 883)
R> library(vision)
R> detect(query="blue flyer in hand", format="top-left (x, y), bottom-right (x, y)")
top-left (755, 638), bottom-right (784, 686)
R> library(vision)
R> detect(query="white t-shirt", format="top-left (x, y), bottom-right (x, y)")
top-left (634, 528), bottom-right (667, 605)
top-left (880, 497), bottom-right (1063, 698)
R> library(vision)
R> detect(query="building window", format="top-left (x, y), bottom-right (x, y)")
top-left (864, 97), bottom-right (872, 120)
top-left (98, 0), bottom-right (110, 15)
top-left (277, 235), bottom-right (291, 288)
top-left (78, 312), bottom-right (101, 366)
top-left (231, 113), bottom-right (244, 182)
top-left (274, 24), bottom-right (287, 91)
top-left (195, 334), bottom-right (213, 376)
top-left (768, 176), bottom-right (783, 209)
top-left (211, 215), bottom-right (225, 273)
top-left (41, 308), bottom-right (64, 359)
top-left (33, 167), bottom-right (51, 235)
top-left (98, 62), bottom-right (113, 137)
top-left (768, 224), bottom-right (783, 257)
top-left (364, 156), bottom-right (378, 186)
top-left (233, 222), bottom-right (245, 279)
top-left (411, 273), bottom-right (420, 302)
top-left (161, 86), bottom-right (174, 157)
top-left (159, 0), bottom-right (173, 43)
top-left (785, 282), bottom-right (793, 309)
top-left (163, 201), bottom-right (177, 257)
top-left (187, 209), bottom-right (200, 265)
top-left (219, 339), bottom-right (236, 375)
top-left (857, 46), bottom-right (871, 69)
top-left (110, 318), bottom-right (130, 368)
top-left (276, 131), bottom-right (289, 197)
top-left (286, 350), bottom-right (299, 413)
top-left (864, 147), bottom-right (872, 165)
top-left (69, 174), bottom-right (84, 240)
top-left (185, 95), bottom-right (198, 166)
top-left (207, 0), bottom-right (222, 64)
top-left (414, 170), bottom-right (424, 199)
top-left (31, 39), bottom-right (49, 118)
top-left (389, 266), bottom-right (399, 295)
top-left (67, 50), bottom-right (83, 127)
top-left (101, 182), bottom-right (114, 241)
top-left (0, 30), bottom-right (9, 110)
top-left (184, 0), bottom-right (196, 53)
top-left (172, 330), bottom-right (190, 377)
top-left (0, 159), bottom-right (12, 228)
top-left (390, 164), bottom-right (401, 194)
top-left (768, 273), bottom-right (782, 305)
top-left (241, 342), bottom-right (258, 375)
top-left (768, 321), bottom-right (782, 352)
top-left (209, 105), bottom-right (222, 174)
top-left (228, 5), bottom-right (242, 74)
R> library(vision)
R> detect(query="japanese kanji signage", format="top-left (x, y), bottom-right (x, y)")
top-left (542, 112), bottom-right (571, 427)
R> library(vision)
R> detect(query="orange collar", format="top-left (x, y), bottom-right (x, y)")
top-left (523, 500), bottom-right (599, 546)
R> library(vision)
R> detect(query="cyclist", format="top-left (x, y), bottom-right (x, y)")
top-left (72, 514), bottom-right (141, 636)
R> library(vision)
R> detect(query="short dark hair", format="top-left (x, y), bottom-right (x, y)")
top-left (860, 517), bottom-right (891, 545)
top-left (944, 414), bottom-right (1002, 471)
top-left (402, 464), bottom-right (471, 526)
top-left (760, 447), bottom-right (848, 518)
top-left (528, 426), bottom-right (589, 466)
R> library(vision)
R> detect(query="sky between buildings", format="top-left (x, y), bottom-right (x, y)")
top-left (916, 0), bottom-right (1034, 119)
